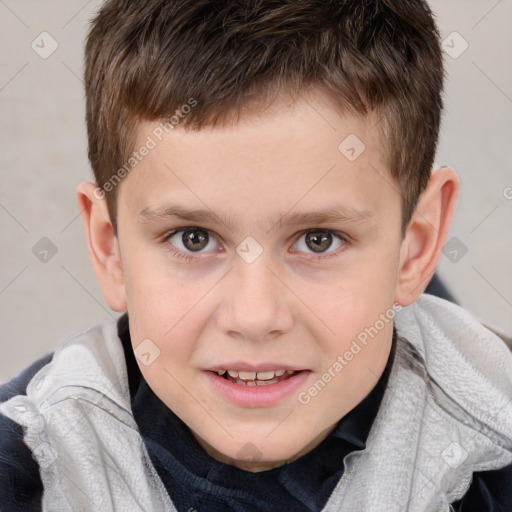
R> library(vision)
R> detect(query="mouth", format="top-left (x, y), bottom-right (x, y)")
top-left (214, 369), bottom-right (300, 386)
top-left (205, 366), bottom-right (310, 408)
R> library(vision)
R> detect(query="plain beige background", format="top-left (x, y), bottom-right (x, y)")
top-left (1, 0), bottom-right (511, 382)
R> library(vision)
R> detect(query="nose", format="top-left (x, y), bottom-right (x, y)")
top-left (215, 256), bottom-right (294, 342)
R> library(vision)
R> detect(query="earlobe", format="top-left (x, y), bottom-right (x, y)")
top-left (76, 182), bottom-right (127, 312)
top-left (394, 167), bottom-right (459, 306)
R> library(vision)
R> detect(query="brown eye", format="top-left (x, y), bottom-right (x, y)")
top-left (304, 231), bottom-right (334, 253)
top-left (181, 228), bottom-right (209, 251)
top-left (168, 227), bottom-right (216, 254)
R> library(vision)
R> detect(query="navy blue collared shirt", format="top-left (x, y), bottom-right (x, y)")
top-left (1, 314), bottom-right (511, 511)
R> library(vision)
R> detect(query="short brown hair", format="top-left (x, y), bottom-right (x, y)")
top-left (85, 0), bottom-right (444, 232)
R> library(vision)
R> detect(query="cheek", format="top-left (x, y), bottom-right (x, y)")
top-left (122, 246), bottom-right (202, 321)
top-left (298, 248), bottom-right (399, 372)
top-left (310, 256), bottom-right (399, 330)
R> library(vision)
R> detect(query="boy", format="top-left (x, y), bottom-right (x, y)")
top-left (1, 0), bottom-right (511, 510)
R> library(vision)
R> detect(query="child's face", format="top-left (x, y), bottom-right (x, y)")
top-left (115, 89), bottom-right (404, 471)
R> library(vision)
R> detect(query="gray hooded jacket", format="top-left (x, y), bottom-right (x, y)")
top-left (1, 294), bottom-right (511, 511)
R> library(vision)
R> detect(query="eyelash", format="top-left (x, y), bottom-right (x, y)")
top-left (161, 227), bottom-right (348, 262)
top-left (166, 246), bottom-right (197, 263)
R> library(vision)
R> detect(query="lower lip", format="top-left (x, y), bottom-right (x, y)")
top-left (204, 370), bottom-right (310, 408)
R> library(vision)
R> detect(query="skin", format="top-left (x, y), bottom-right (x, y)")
top-left (78, 88), bottom-right (458, 472)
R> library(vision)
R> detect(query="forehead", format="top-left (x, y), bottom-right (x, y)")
top-left (120, 89), bottom-right (398, 231)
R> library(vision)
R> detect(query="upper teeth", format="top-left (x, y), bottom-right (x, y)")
top-left (218, 369), bottom-right (291, 380)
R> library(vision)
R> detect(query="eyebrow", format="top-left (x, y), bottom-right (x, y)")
top-left (138, 203), bottom-right (376, 231)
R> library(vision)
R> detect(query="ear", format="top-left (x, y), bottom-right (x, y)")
top-left (76, 182), bottom-right (127, 312)
top-left (394, 167), bottom-right (459, 306)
